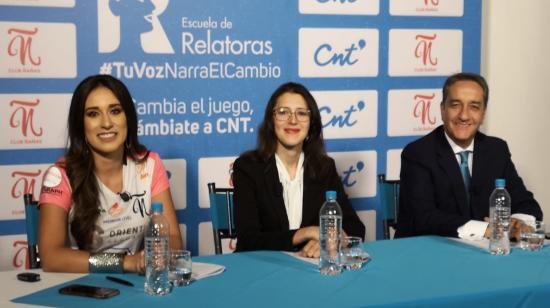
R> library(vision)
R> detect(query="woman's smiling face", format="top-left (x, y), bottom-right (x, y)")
top-left (84, 86), bottom-right (128, 158)
top-left (273, 92), bottom-right (310, 153)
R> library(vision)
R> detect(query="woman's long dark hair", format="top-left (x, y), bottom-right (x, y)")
top-left (64, 74), bottom-right (147, 250)
top-left (251, 82), bottom-right (329, 178)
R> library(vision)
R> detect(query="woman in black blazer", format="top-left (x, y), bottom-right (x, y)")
top-left (232, 82), bottom-right (365, 258)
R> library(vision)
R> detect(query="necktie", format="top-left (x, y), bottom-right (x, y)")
top-left (458, 151), bottom-right (471, 203)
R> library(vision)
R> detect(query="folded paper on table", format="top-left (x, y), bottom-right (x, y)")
top-left (192, 262), bottom-right (225, 280)
top-left (449, 236), bottom-right (550, 251)
top-left (449, 237), bottom-right (489, 250)
top-left (283, 251), bottom-right (319, 265)
top-left (284, 250), bottom-right (372, 267)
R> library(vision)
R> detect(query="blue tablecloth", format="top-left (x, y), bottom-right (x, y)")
top-left (12, 236), bottom-right (550, 307)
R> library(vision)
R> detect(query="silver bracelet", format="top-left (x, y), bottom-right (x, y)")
top-left (88, 252), bottom-right (124, 273)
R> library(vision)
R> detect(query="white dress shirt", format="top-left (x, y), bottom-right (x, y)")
top-left (275, 152), bottom-right (304, 230)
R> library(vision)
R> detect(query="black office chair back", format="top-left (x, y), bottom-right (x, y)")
top-left (207, 182), bottom-right (236, 254)
top-left (378, 174), bottom-right (400, 240)
top-left (23, 193), bottom-right (40, 269)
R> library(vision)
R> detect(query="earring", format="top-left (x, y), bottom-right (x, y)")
top-left (125, 139), bottom-right (130, 150)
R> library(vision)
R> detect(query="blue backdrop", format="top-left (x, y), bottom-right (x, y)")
top-left (0, 0), bottom-right (481, 269)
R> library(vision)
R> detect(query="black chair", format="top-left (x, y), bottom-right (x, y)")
top-left (207, 182), bottom-right (236, 255)
top-left (378, 174), bottom-right (400, 240)
top-left (23, 193), bottom-right (40, 268)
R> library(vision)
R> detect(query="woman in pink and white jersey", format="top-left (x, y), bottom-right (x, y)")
top-left (39, 75), bottom-right (182, 273)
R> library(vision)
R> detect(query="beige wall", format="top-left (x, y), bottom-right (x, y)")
top-left (481, 0), bottom-right (550, 222)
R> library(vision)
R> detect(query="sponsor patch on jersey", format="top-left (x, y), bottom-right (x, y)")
top-left (108, 202), bottom-right (124, 218)
top-left (43, 166), bottom-right (62, 187)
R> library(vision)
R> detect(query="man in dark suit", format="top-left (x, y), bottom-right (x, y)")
top-left (396, 72), bottom-right (542, 239)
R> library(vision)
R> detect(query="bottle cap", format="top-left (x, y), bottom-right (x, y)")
top-left (151, 202), bottom-right (163, 212)
top-left (325, 191), bottom-right (337, 200)
top-left (495, 179), bottom-right (506, 187)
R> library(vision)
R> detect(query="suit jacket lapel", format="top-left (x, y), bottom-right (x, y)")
top-left (471, 132), bottom-right (487, 186)
top-left (263, 157), bottom-right (290, 230)
top-left (470, 132), bottom-right (488, 217)
top-left (301, 165), bottom-right (323, 226)
top-left (435, 127), bottom-right (470, 216)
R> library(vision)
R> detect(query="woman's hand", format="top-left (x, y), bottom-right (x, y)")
top-left (123, 250), bottom-right (145, 273)
top-left (292, 226), bottom-right (320, 246)
top-left (298, 239), bottom-right (320, 258)
top-left (292, 226), bottom-right (350, 258)
top-left (483, 217), bottom-right (491, 238)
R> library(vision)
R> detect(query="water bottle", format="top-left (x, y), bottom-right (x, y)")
top-left (144, 202), bottom-right (171, 295)
top-left (319, 190), bottom-right (343, 275)
top-left (489, 179), bottom-right (511, 255)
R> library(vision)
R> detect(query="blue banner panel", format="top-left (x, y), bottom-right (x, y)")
top-left (0, 0), bottom-right (481, 269)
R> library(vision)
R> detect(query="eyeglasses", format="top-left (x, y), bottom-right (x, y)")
top-left (273, 107), bottom-right (310, 122)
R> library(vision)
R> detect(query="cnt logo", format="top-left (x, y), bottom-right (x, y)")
top-left (6, 26), bottom-right (42, 70)
top-left (299, 28), bottom-right (378, 77)
top-left (97, 0), bottom-right (174, 54)
top-left (413, 93), bottom-right (437, 125)
top-left (9, 99), bottom-right (43, 140)
top-left (341, 160), bottom-right (366, 188)
top-left (313, 90), bottom-right (377, 139)
top-left (331, 151), bottom-right (377, 198)
top-left (414, 33), bottom-right (438, 67)
top-left (321, 100), bottom-right (365, 129)
top-left (316, 38), bottom-right (365, 67)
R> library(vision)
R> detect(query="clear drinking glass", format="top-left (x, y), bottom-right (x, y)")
top-left (168, 250), bottom-right (192, 286)
top-left (519, 221), bottom-right (545, 251)
top-left (341, 236), bottom-right (369, 270)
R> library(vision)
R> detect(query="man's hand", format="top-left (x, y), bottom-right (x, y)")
top-left (510, 218), bottom-right (533, 240)
top-left (483, 217), bottom-right (533, 240)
